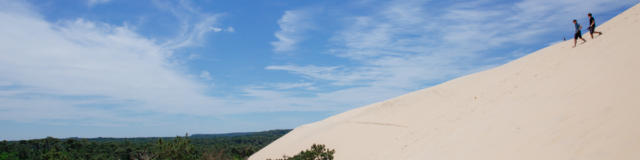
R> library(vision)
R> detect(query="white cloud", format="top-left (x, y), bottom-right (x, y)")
top-left (208, 26), bottom-right (234, 33)
top-left (268, 1), bottom-right (481, 91)
top-left (0, 0), bottom-right (223, 122)
top-left (266, 65), bottom-right (340, 81)
top-left (272, 82), bottom-right (314, 90)
top-left (153, 0), bottom-right (224, 49)
top-left (187, 53), bottom-right (200, 60)
top-left (200, 70), bottom-right (212, 80)
top-left (163, 15), bottom-right (220, 49)
top-left (271, 10), bottom-right (314, 52)
top-left (87, 0), bottom-right (111, 7)
top-left (226, 26), bottom-right (235, 32)
top-left (209, 27), bottom-right (223, 32)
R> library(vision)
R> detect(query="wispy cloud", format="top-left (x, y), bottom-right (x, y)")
top-left (153, 0), bottom-right (233, 49)
top-left (200, 70), bottom-right (213, 81)
top-left (208, 26), bottom-right (235, 33)
top-left (226, 26), bottom-right (235, 32)
top-left (272, 82), bottom-right (314, 90)
top-left (87, 0), bottom-right (111, 7)
top-left (266, 65), bottom-right (340, 81)
top-left (271, 9), bottom-right (314, 53)
top-left (0, 0), bottom-right (223, 123)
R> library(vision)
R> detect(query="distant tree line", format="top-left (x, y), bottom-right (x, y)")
top-left (0, 129), bottom-right (290, 160)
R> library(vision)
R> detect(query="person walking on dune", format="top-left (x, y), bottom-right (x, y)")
top-left (588, 13), bottom-right (603, 39)
top-left (573, 19), bottom-right (587, 48)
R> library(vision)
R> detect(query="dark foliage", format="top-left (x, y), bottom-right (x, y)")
top-left (270, 144), bottom-right (335, 160)
top-left (0, 129), bottom-right (290, 160)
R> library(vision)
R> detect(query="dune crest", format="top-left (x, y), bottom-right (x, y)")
top-left (252, 4), bottom-right (640, 160)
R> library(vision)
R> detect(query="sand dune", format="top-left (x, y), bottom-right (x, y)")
top-left (251, 4), bottom-right (640, 160)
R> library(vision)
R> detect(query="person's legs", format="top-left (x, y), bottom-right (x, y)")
top-left (590, 26), bottom-right (602, 38)
top-left (574, 32), bottom-right (586, 47)
top-left (594, 28), bottom-right (602, 36)
top-left (574, 33), bottom-right (579, 47)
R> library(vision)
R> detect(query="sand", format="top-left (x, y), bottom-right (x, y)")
top-left (251, 3), bottom-right (640, 160)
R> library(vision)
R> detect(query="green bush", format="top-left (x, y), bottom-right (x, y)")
top-left (272, 144), bottom-right (335, 160)
top-left (155, 134), bottom-right (198, 160)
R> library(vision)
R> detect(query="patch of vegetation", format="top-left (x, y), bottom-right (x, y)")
top-left (270, 144), bottom-right (335, 160)
top-left (0, 129), bottom-right (290, 160)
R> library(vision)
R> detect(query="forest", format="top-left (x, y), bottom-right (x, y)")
top-left (0, 129), bottom-right (302, 160)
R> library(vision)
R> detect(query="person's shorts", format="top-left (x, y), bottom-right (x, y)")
top-left (574, 31), bottom-right (582, 40)
top-left (589, 26), bottom-right (596, 33)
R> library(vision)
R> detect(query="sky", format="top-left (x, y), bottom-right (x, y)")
top-left (0, 0), bottom-right (637, 140)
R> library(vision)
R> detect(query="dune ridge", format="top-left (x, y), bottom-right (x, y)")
top-left (251, 3), bottom-right (640, 160)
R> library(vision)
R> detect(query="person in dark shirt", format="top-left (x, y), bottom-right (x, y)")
top-left (573, 19), bottom-right (587, 48)
top-left (588, 13), bottom-right (603, 39)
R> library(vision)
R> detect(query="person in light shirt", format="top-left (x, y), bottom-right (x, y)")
top-left (572, 19), bottom-right (587, 48)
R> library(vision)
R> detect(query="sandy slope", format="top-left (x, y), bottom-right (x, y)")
top-left (251, 4), bottom-right (640, 160)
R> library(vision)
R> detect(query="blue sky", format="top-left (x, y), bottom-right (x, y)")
top-left (0, 0), bottom-right (637, 140)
